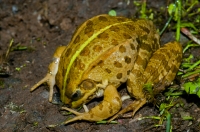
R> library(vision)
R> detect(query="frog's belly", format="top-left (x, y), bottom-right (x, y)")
top-left (87, 40), bottom-right (138, 85)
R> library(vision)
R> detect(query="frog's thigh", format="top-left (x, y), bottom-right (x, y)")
top-left (108, 71), bottom-right (147, 122)
top-left (30, 46), bottom-right (66, 102)
top-left (109, 41), bottom-right (182, 122)
top-left (88, 85), bottom-right (122, 120)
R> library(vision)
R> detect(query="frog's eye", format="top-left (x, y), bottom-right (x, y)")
top-left (80, 80), bottom-right (95, 90)
top-left (71, 90), bottom-right (81, 101)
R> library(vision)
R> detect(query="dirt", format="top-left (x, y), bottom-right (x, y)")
top-left (0, 0), bottom-right (200, 132)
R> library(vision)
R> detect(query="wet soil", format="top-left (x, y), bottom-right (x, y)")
top-left (0, 0), bottom-right (200, 132)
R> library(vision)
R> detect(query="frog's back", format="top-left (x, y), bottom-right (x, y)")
top-left (56, 14), bottom-right (160, 90)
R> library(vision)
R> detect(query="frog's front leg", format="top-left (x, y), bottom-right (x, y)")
top-left (54, 85), bottom-right (122, 126)
top-left (109, 41), bottom-right (182, 122)
top-left (30, 46), bottom-right (66, 102)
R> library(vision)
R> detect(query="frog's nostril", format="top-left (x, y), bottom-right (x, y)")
top-left (71, 90), bottom-right (82, 101)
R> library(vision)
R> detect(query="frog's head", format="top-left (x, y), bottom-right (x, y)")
top-left (62, 79), bottom-right (99, 108)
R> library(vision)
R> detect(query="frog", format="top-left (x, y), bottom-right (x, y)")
top-left (30, 14), bottom-right (182, 125)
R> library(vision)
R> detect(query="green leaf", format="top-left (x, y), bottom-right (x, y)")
top-left (168, 3), bottom-right (178, 21)
top-left (183, 78), bottom-right (200, 97)
top-left (180, 22), bottom-right (198, 31)
top-left (108, 10), bottom-right (117, 16)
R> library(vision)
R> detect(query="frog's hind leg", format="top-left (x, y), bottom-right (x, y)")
top-left (56, 85), bottom-right (122, 126)
top-left (108, 71), bottom-right (147, 122)
top-left (108, 41), bottom-right (183, 122)
top-left (108, 40), bottom-right (153, 121)
top-left (30, 46), bottom-right (66, 102)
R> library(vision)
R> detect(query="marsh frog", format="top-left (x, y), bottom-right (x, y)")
top-left (30, 14), bottom-right (182, 125)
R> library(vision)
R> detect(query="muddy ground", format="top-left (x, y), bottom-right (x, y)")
top-left (0, 0), bottom-right (200, 132)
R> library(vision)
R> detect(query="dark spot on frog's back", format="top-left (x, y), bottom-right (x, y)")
top-left (139, 25), bottom-right (150, 34)
top-left (86, 20), bottom-right (94, 27)
top-left (111, 39), bottom-right (119, 46)
top-left (127, 70), bottom-right (131, 75)
top-left (73, 35), bottom-right (80, 44)
top-left (61, 65), bottom-right (66, 76)
top-left (65, 48), bottom-right (72, 56)
top-left (124, 56), bottom-right (131, 64)
top-left (114, 61), bottom-right (122, 68)
top-left (97, 60), bottom-right (104, 67)
top-left (116, 73), bottom-right (122, 79)
top-left (123, 33), bottom-right (132, 39)
top-left (105, 68), bottom-right (111, 73)
top-left (98, 16), bottom-right (108, 21)
top-left (98, 32), bottom-right (109, 40)
top-left (80, 47), bottom-right (90, 56)
top-left (110, 26), bottom-right (120, 32)
top-left (84, 20), bottom-right (94, 37)
top-left (119, 45), bottom-right (126, 53)
top-left (93, 45), bottom-right (103, 52)
top-left (130, 43), bottom-right (136, 50)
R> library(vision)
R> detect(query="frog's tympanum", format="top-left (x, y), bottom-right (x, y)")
top-left (30, 14), bottom-right (182, 125)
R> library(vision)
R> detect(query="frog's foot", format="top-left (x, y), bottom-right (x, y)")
top-left (108, 99), bottom-right (146, 122)
top-left (30, 46), bottom-right (66, 102)
top-left (30, 71), bottom-right (56, 102)
top-left (57, 85), bottom-right (122, 125)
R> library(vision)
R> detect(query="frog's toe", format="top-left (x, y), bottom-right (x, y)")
top-left (61, 107), bottom-right (82, 116)
top-left (108, 99), bottom-right (146, 122)
top-left (30, 75), bottom-right (48, 92)
top-left (30, 73), bottom-right (55, 102)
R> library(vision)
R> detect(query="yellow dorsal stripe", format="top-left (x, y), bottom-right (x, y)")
top-left (62, 20), bottom-right (133, 97)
